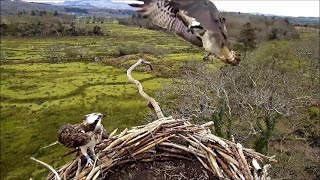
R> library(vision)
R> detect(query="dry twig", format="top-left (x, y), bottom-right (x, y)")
top-left (30, 157), bottom-right (61, 180)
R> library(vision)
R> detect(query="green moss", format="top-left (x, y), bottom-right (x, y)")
top-left (1, 23), bottom-right (201, 66)
top-left (0, 60), bottom-right (166, 179)
top-left (309, 106), bottom-right (320, 119)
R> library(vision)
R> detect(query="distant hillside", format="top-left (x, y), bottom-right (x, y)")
top-left (0, 0), bottom-right (64, 15)
top-left (0, 0), bottom-right (133, 16)
top-left (1, 0), bottom-right (317, 25)
top-left (51, 0), bottom-right (320, 24)
top-left (219, 12), bottom-right (300, 41)
top-left (253, 12), bottom-right (320, 26)
top-left (55, 0), bottom-right (133, 10)
top-left (288, 17), bottom-right (319, 26)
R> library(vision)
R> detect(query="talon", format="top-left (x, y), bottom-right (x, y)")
top-left (92, 154), bottom-right (97, 161)
top-left (85, 155), bottom-right (94, 167)
top-left (86, 159), bottom-right (94, 167)
top-left (92, 154), bottom-right (103, 165)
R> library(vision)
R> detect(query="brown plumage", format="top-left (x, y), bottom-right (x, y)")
top-left (130, 0), bottom-right (240, 65)
top-left (57, 112), bottom-right (107, 166)
top-left (131, 0), bottom-right (203, 46)
top-left (58, 124), bottom-right (91, 148)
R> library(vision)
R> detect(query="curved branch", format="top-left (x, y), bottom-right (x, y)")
top-left (127, 59), bottom-right (164, 119)
top-left (30, 157), bottom-right (61, 180)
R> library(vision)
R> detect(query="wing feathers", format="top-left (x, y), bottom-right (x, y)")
top-left (58, 124), bottom-right (91, 148)
top-left (172, 0), bottom-right (225, 34)
top-left (130, 0), bottom-right (202, 47)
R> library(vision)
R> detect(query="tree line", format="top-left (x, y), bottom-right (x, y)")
top-left (0, 11), bottom-right (105, 37)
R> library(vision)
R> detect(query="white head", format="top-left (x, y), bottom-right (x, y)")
top-left (83, 112), bottom-right (106, 127)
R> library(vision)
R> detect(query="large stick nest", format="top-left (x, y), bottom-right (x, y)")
top-left (43, 59), bottom-right (276, 180)
top-left (48, 116), bottom-right (276, 180)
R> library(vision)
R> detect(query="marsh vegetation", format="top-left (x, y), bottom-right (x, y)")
top-left (0, 11), bottom-right (319, 179)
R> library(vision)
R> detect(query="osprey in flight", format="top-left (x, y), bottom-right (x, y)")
top-left (129, 0), bottom-right (240, 65)
top-left (58, 113), bottom-right (107, 166)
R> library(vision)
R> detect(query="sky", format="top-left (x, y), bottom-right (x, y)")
top-left (22, 0), bottom-right (320, 17)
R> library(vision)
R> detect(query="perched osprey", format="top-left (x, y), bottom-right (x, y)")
top-left (58, 113), bottom-right (107, 166)
top-left (128, 0), bottom-right (240, 65)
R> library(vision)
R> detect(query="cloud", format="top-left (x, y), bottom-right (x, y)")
top-left (214, 0), bottom-right (319, 17)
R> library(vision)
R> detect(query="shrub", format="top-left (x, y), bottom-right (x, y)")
top-left (0, 14), bottom-right (106, 37)
top-left (115, 43), bottom-right (169, 57)
top-left (237, 22), bottom-right (257, 51)
top-left (309, 106), bottom-right (320, 120)
top-left (0, 51), bottom-right (7, 61)
top-left (66, 23), bottom-right (79, 36)
top-left (64, 47), bottom-right (87, 60)
top-left (47, 45), bottom-right (65, 62)
top-left (0, 23), bottom-right (9, 36)
top-left (88, 25), bottom-right (104, 36)
top-left (268, 19), bottom-right (299, 40)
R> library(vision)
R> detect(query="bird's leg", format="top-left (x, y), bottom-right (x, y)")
top-left (89, 146), bottom-right (96, 160)
top-left (89, 146), bottom-right (102, 164)
top-left (84, 155), bottom-right (94, 167)
top-left (99, 124), bottom-right (104, 137)
top-left (80, 146), bottom-right (94, 167)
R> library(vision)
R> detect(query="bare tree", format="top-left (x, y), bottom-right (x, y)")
top-left (159, 47), bottom-right (314, 154)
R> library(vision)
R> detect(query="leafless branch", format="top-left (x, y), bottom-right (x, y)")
top-left (127, 59), bottom-right (164, 119)
top-left (30, 157), bottom-right (61, 180)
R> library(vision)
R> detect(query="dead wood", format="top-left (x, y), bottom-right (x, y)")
top-left (127, 59), bottom-right (164, 119)
top-left (45, 112), bottom-right (275, 180)
top-left (41, 59), bottom-right (275, 180)
top-left (30, 157), bottom-right (61, 180)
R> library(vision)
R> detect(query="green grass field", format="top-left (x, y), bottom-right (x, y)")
top-left (1, 22), bottom-right (318, 179)
top-left (0, 23), bottom-right (208, 179)
top-left (0, 23), bottom-right (202, 62)
top-left (0, 61), bottom-right (169, 178)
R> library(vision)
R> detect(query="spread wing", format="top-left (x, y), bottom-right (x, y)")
top-left (58, 124), bottom-right (91, 148)
top-left (130, 0), bottom-right (203, 47)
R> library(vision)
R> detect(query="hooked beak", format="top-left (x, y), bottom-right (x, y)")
top-left (100, 114), bottom-right (106, 118)
top-left (217, 47), bottom-right (241, 66)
